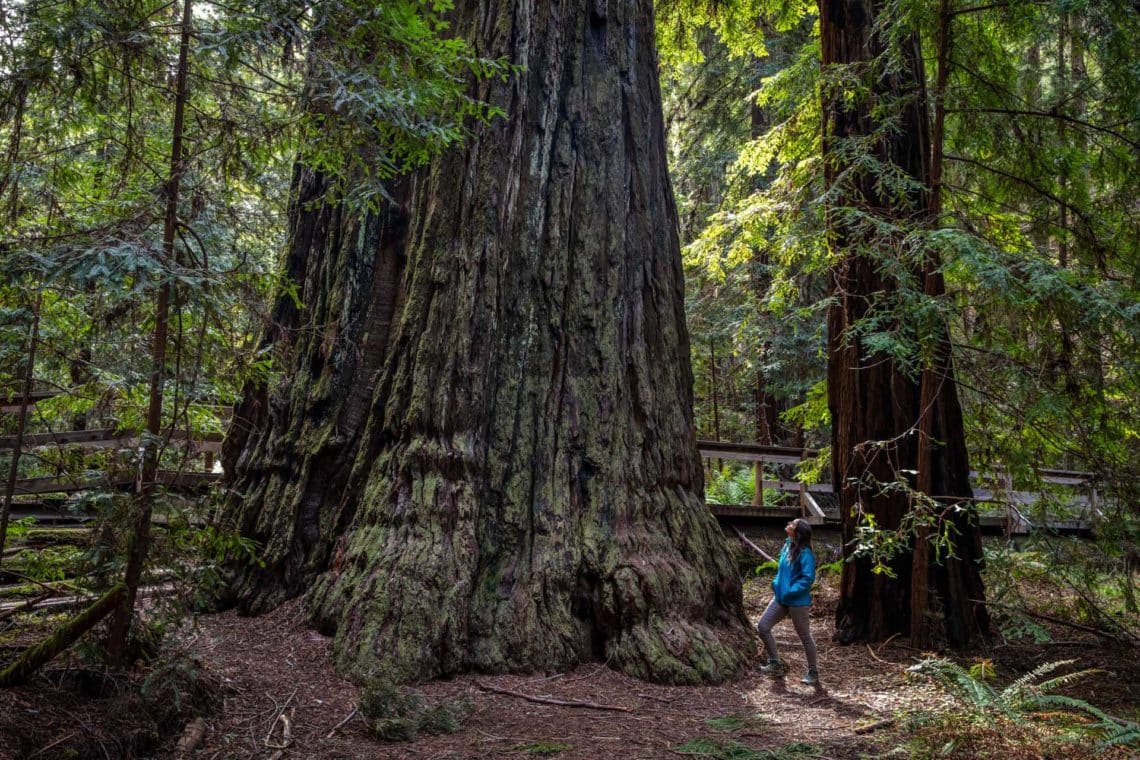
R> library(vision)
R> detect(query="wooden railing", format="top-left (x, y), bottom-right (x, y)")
top-left (2, 390), bottom-right (1104, 533)
top-left (697, 438), bottom-right (1103, 534)
top-left (1, 388), bottom-right (223, 499)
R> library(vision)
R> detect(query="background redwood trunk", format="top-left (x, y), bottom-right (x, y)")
top-left (225, 0), bottom-right (752, 684)
top-left (819, 0), bottom-right (988, 647)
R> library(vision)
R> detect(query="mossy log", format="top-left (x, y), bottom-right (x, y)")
top-left (0, 584), bottom-right (124, 687)
top-left (224, 0), bottom-right (754, 685)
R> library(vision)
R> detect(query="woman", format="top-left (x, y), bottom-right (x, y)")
top-left (757, 518), bottom-right (819, 685)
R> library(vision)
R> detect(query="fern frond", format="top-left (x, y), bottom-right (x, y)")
top-left (1031, 668), bottom-right (1100, 695)
top-left (1025, 693), bottom-right (1111, 723)
top-left (1099, 725), bottom-right (1140, 749)
top-left (1004, 659), bottom-right (1077, 696)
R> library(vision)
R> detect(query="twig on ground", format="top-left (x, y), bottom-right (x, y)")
top-left (264, 690), bottom-right (297, 749)
top-left (265, 711), bottom-right (294, 750)
top-left (636, 693), bottom-right (676, 704)
top-left (475, 680), bottom-right (633, 712)
top-left (26, 732), bottom-right (76, 759)
top-left (875, 633), bottom-right (901, 654)
top-left (854, 717), bottom-right (895, 735)
top-left (732, 526), bottom-right (775, 562)
top-left (972, 598), bottom-right (1135, 643)
top-left (866, 644), bottom-right (890, 665)
top-left (326, 707), bottom-right (358, 739)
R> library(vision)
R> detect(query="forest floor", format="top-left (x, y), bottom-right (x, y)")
top-left (1, 573), bottom-right (1138, 759)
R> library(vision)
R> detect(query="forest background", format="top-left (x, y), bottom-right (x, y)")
top-left (0, 0), bottom-right (1138, 752)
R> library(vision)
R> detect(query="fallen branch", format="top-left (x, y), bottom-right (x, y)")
top-left (265, 712), bottom-right (293, 750)
top-left (0, 584), bottom-right (124, 688)
top-left (866, 644), bottom-right (890, 665)
top-left (264, 690), bottom-right (297, 749)
top-left (854, 717), bottom-right (895, 735)
top-left (731, 526), bottom-right (775, 562)
top-left (637, 693), bottom-right (676, 704)
top-left (0, 591), bottom-right (52, 624)
top-left (326, 707), bottom-right (358, 739)
top-left (26, 731), bottom-right (77, 759)
top-left (475, 680), bottom-right (633, 712)
top-left (971, 599), bottom-right (1136, 643)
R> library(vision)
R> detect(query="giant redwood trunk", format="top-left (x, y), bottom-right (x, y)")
top-left (819, 0), bottom-right (988, 647)
top-left (223, 0), bottom-right (753, 684)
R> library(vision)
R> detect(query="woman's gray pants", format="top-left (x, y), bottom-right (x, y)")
top-left (757, 598), bottom-right (818, 671)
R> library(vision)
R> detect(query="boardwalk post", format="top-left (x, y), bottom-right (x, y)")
top-left (752, 458), bottom-right (764, 506)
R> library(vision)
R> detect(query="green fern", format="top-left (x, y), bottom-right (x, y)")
top-left (908, 657), bottom-right (1139, 748)
top-left (1101, 724), bottom-right (1140, 749)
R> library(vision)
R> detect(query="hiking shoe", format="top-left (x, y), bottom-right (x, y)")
top-left (801, 669), bottom-right (819, 686)
top-left (759, 660), bottom-right (786, 677)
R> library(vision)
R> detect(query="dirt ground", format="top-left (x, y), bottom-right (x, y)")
top-left (2, 574), bottom-right (1137, 759)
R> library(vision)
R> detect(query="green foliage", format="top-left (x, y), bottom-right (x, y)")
top-left (675, 738), bottom-right (822, 759)
top-left (660, 0), bottom-right (1140, 593)
top-left (706, 713), bottom-right (770, 731)
top-left (140, 651), bottom-right (216, 722)
top-left (358, 675), bottom-right (473, 742)
top-left (706, 465), bottom-right (755, 505)
top-left (904, 656), bottom-right (1140, 752)
top-left (753, 560), bottom-right (778, 575)
top-left (8, 545), bottom-right (86, 584)
top-left (815, 558), bottom-right (843, 576)
top-left (514, 743), bottom-right (573, 756)
top-left (846, 483), bottom-right (971, 577)
top-left (0, 0), bottom-right (510, 668)
top-left (982, 538), bottom-right (1140, 644)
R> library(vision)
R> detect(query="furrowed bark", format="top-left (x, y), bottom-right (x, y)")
top-left (222, 171), bottom-right (407, 610)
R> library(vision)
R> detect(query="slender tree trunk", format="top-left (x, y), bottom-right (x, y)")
top-left (225, 0), bottom-right (752, 685)
top-left (0, 290), bottom-right (41, 569)
top-left (820, 0), bottom-right (988, 647)
top-left (709, 340), bottom-right (722, 442)
top-left (106, 0), bottom-right (193, 664)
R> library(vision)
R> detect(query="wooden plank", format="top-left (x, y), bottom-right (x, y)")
top-left (697, 440), bottom-right (818, 465)
top-left (969, 469), bottom-right (1094, 488)
top-left (0, 429), bottom-right (223, 453)
top-left (748, 479), bottom-right (833, 495)
top-left (13, 470), bottom-right (219, 495)
top-left (708, 503), bottom-right (802, 520)
top-left (154, 471), bottom-right (220, 489)
top-left (802, 491), bottom-right (827, 525)
top-left (13, 475), bottom-right (129, 495)
top-left (0, 429), bottom-right (120, 448)
top-left (0, 389), bottom-right (59, 412)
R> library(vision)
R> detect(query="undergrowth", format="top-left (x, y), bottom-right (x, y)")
top-left (674, 739), bottom-right (823, 759)
top-left (901, 657), bottom-right (1140, 757)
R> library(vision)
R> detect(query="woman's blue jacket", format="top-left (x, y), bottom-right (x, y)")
top-left (772, 537), bottom-right (816, 607)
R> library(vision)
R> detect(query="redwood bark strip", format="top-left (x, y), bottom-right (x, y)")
top-left (226, 0), bottom-right (752, 684)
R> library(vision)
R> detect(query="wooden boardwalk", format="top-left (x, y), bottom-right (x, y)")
top-left (0, 388), bottom-right (1105, 536)
top-left (696, 439), bottom-right (1102, 535)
